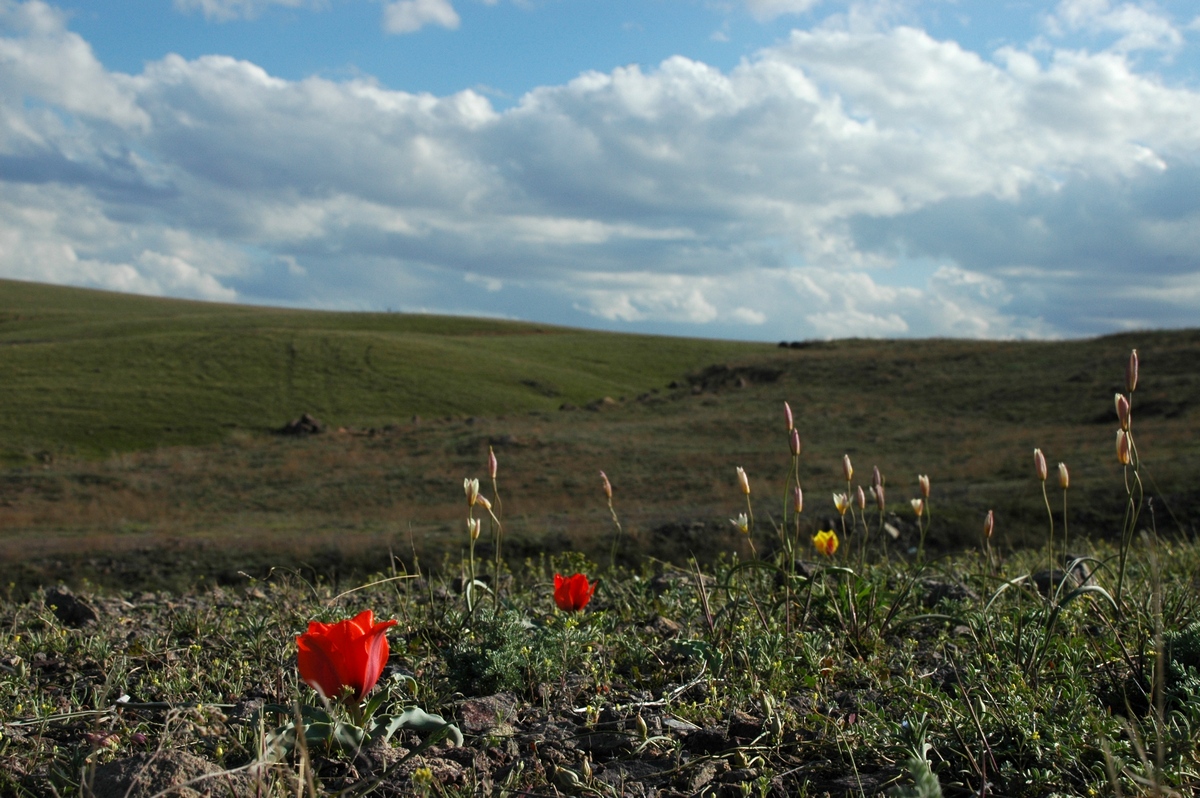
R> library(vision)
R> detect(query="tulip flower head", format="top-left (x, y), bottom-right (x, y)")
top-left (1057, 462), bottom-right (1069, 490)
top-left (833, 493), bottom-right (850, 516)
top-left (736, 467), bottom-right (751, 496)
top-left (856, 486), bottom-right (866, 511)
top-left (872, 466), bottom-right (882, 490)
top-left (467, 518), bottom-right (481, 541)
top-left (842, 454), bottom-right (853, 483)
top-left (983, 509), bottom-right (995, 540)
top-left (600, 470), bottom-right (613, 500)
top-left (1033, 449), bottom-right (1048, 482)
top-left (918, 474), bottom-right (930, 499)
top-left (873, 485), bottom-right (886, 512)
top-left (812, 529), bottom-right (839, 557)
top-left (296, 610), bottom-right (397, 703)
top-left (554, 573), bottom-right (596, 612)
top-left (475, 494), bottom-right (492, 512)
top-left (1116, 428), bottom-right (1131, 465)
top-left (784, 401), bottom-right (794, 433)
top-left (1127, 349), bottom-right (1138, 393)
top-left (911, 498), bottom-right (925, 518)
top-left (1115, 393), bottom-right (1131, 431)
top-left (488, 447), bottom-right (498, 480)
top-left (731, 512), bottom-right (750, 534)
top-left (792, 484), bottom-right (803, 513)
top-left (789, 429), bottom-right (802, 457)
top-left (464, 478), bottom-right (480, 507)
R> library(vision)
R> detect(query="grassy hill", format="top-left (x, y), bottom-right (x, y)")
top-left (0, 279), bottom-right (1198, 591)
top-left (0, 279), bottom-right (758, 458)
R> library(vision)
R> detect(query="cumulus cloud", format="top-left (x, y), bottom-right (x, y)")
top-left (1045, 0), bottom-right (1184, 53)
top-left (743, 0), bottom-right (824, 22)
top-left (382, 0), bottom-right (460, 34)
top-left (0, 0), bottom-right (1198, 339)
top-left (173, 0), bottom-right (323, 23)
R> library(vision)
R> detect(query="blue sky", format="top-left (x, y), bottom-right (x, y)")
top-left (2, 0), bottom-right (1199, 340)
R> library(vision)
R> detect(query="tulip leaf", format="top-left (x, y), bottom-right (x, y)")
top-left (368, 706), bottom-right (463, 748)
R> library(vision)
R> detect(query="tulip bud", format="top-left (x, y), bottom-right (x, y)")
top-left (792, 484), bottom-right (803, 513)
top-left (600, 470), bottom-right (613, 500)
top-left (1126, 349), bottom-right (1138, 393)
top-left (911, 498), bottom-right (924, 518)
top-left (736, 466), bottom-right (750, 496)
top-left (476, 494), bottom-right (492, 511)
top-left (467, 518), bottom-right (481, 541)
top-left (1057, 462), bottom-right (1069, 490)
top-left (488, 447), bottom-right (498, 479)
top-left (842, 454), bottom-right (853, 482)
top-left (856, 485), bottom-right (866, 511)
top-left (872, 466), bottom-right (882, 490)
top-left (918, 474), bottom-right (930, 499)
top-left (874, 484), bottom-right (886, 512)
top-left (464, 478), bottom-right (480, 507)
top-left (1033, 449), bottom-right (1047, 481)
top-left (1115, 393), bottom-right (1131, 431)
top-left (784, 401), bottom-right (794, 433)
top-left (1116, 428), bottom-right (1131, 465)
top-left (983, 510), bottom-right (994, 540)
top-left (789, 429), bottom-right (801, 457)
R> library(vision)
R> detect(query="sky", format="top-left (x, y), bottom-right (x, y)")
top-left (1, 0), bottom-right (1199, 341)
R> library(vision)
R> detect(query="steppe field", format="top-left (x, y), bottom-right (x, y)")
top-left (2, 278), bottom-right (1200, 797)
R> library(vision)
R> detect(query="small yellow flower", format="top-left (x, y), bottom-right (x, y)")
top-left (730, 513), bottom-right (750, 534)
top-left (911, 497), bottom-right (925, 518)
top-left (832, 492), bottom-right (850, 516)
top-left (812, 529), bottom-right (838, 557)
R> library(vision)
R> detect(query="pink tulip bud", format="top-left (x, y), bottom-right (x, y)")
top-left (789, 429), bottom-right (801, 457)
top-left (1033, 449), bottom-right (1047, 481)
top-left (856, 485), bottom-right (866, 511)
top-left (983, 510), bottom-right (994, 540)
top-left (842, 454), bottom-right (853, 483)
top-left (1116, 429), bottom-right (1131, 465)
top-left (1126, 349), bottom-right (1138, 393)
top-left (600, 470), bottom-right (613, 500)
top-left (736, 467), bottom-right (750, 496)
top-left (1115, 393), bottom-right (1130, 431)
top-left (872, 466), bottom-right (882, 489)
top-left (488, 447), bottom-right (498, 479)
top-left (918, 474), bottom-right (930, 499)
top-left (874, 484), bottom-right (886, 511)
top-left (1057, 462), bottom-right (1069, 490)
top-left (792, 484), bottom-right (803, 513)
top-left (784, 401), bottom-right (794, 432)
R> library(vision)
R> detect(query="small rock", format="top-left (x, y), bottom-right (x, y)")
top-left (44, 586), bottom-right (98, 627)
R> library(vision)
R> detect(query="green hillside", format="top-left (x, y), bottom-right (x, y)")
top-left (0, 279), bottom-right (759, 459)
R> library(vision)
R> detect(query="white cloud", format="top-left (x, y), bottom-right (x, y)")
top-left (1046, 0), bottom-right (1184, 53)
top-left (382, 0), bottom-right (460, 34)
top-left (0, 1), bottom-right (1198, 340)
top-left (743, 0), bottom-right (823, 23)
top-left (173, 0), bottom-right (323, 23)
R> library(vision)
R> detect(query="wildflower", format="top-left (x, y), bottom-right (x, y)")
top-left (792, 484), bottom-right (803, 513)
top-left (296, 610), bottom-right (397, 702)
top-left (730, 513), bottom-right (750, 534)
top-left (600, 470), bottom-right (613, 500)
top-left (842, 454), bottom-right (853, 482)
top-left (784, 401), bottom-right (794, 432)
top-left (1057, 462), bottom-right (1069, 490)
top-left (1033, 449), bottom-right (1047, 482)
top-left (983, 510), bottom-right (995, 539)
top-left (789, 429), bottom-right (801, 457)
top-left (1127, 349), bottom-right (1138, 393)
top-left (476, 494), bottom-right (492, 511)
top-left (812, 529), bottom-right (839, 557)
top-left (1115, 393), bottom-right (1131, 431)
top-left (1116, 428), bottom-right (1131, 465)
top-left (553, 573), bottom-right (596, 612)
top-left (736, 466), bottom-right (750, 495)
top-left (467, 518), bottom-right (481, 541)
top-left (464, 478), bottom-right (480, 507)
top-left (488, 447), bottom-right (498, 480)
top-left (872, 466), bottom-right (882, 490)
top-left (873, 484), bottom-right (886, 512)
top-left (911, 498), bottom-right (925, 518)
top-left (856, 486), bottom-right (866, 511)
top-left (918, 474), bottom-right (930, 499)
top-left (833, 493), bottom-right (850, 516)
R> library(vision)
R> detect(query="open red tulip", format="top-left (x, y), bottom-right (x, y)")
top-left (553, 573), bottom-right (596, 612)
top-left (296, 609), bottom-right (397, 702)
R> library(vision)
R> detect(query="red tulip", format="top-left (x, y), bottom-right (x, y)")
top-left (296, 609), bottom-right (397, 702)
top-left (553, 573), bottom-right (596, 612)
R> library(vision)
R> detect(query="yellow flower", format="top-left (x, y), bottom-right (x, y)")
top-left (911, 497), bottom-right (925, 518)
top-left (832, 492), bottom-right (850, 516)
top-left (812, 529), bottom-right (839, 557)
top-left (730, 513), bottom-right (750, 534)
